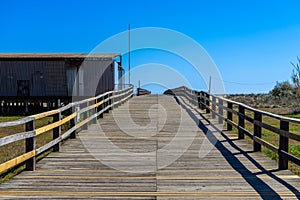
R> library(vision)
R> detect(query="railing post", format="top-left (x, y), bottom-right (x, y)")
top-left (279, 120), bottom-right (289, 170)
top-left (109, 93), bottom-right (112, 110)
top-left (25, 119), bottom-right (36, 171)
top-left (117, 91), bottom-right (121, 107)
top-left (99, 96), bottom-right (104, 118)
top-left (114, 92), bottom-right (117, 109)
top-left (90, 98), bottom-right (97, 125)
top-left (131, 87), bottom-right (134, 98)
top-left (82, 102), bottom-right (88, 130)
top-left (112, 92), bottom-right (116, 109)
top-left (117, 91), bottom-right (120, 107)
top-left (205, 93), bottom-right (210, 114)
top-left (197, 92), bottom-right (201, 109)
top-left (253, 111), bottom-right (262, 152)
top-left (218, 98), bottom-right (223, 124)
top-left (191, 90), bottom-right (194, 105)
top-left (194, 91), bottom-right (197, 107)
top-left (238, 105), bottom-right (245, 139)
top-left (105, 94), bottom-right (109, 113)
top-left (109, 93), bottom-right (113, 111)
top-left (200, 92), bottom-right (205, 110)
top-left (212, 96), bottom-right (216, 119)
top-left (53, 111), bottom-right (61, 152)
top-left (121, 92), bottom-right (124, 105)
top-left (70, 105), bottom-right (76, 139)
top-left (192, 91), bottom-right (196, 106)
top-left (227, 102), bottom-right (233, 131)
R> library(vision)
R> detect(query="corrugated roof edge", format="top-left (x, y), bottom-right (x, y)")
top-left (0, 53), bottom-right (121, 59)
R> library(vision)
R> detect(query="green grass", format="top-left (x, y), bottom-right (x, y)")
top-left (290, 145), bottom-right (300, 157)
top-left (284, 113), bottom-right (300, 119)
top-left (0, 116), bottom-right (23, 122)
top-left (229, 111), bottom-right (300, 176)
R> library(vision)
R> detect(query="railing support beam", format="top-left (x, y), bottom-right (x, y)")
top-left (227, 102), bottom-right (233, 131)
top-left (253, 111), bottom-right (262, 152)
top-left (279, 120), bottom-right (289, 170)
top-left (238, 105), bottom-right (245, 139)
top-left (205, 93), bottom-right (210, 114)
top-left (25, 119), bottom-right (36, 171)
top-left (212, 96), bottom-right (216, 119)
top-left (218, 99), bottom-right (223, 124)
top-left (82, 102), bottom-right (88, 130)
top-left (53, 111), bottom-right (61, 152)
top-left (70, 106), bottom-right (76, 139)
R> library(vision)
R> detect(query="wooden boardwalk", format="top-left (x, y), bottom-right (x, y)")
top-left (0, 95), bottom-right (299, 199)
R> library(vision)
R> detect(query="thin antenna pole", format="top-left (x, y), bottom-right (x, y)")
top-left (128, 24), bottom-right (131, 85)
top-left (208, 76), bottom-right (212, 94)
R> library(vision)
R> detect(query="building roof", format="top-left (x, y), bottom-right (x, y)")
top-left (0, 53), bottom-right (121, 59)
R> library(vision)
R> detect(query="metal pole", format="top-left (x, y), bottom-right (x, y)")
top-left (128, 24), bottom-right (131, 85)
top-left (208, 76), bottom-right (212, 94)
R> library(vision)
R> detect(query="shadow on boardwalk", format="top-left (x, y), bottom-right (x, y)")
top-left (176, 96), bottom-right (300, 200)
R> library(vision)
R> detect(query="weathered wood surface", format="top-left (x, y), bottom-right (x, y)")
top-left (0, 95), bottom-right (299, 199)
top-left (173, 86), bottom-right (300, 169)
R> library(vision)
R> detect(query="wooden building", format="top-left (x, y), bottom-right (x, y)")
top-left (0, 53), bottom-right (122, 113)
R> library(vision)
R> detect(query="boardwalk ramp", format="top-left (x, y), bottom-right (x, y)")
top-left (0, 95), bottom-right (299, 199)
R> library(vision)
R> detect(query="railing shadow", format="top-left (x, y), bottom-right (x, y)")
top-left (174, 96), bottom-right (300, 199)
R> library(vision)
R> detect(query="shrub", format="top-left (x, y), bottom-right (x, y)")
top-left (291, 57), bottom-right (300, 88)
top-left (270, 81), bottom-right (294, 98)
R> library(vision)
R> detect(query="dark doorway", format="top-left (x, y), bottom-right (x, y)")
top-left (17, 80), bottom-right (30, 96)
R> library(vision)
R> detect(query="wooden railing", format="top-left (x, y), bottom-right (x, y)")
top-left (172, 86), bottom-right (300, 170)
top-left (0, 86), bottom-right (134, 174)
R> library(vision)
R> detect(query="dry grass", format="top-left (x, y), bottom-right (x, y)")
top-left (0, 115), bottom-right (70, 183)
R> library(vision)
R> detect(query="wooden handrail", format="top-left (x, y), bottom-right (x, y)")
top-left (0, 86), bottom-right (134, 174)
top-left (171, 86), bottom-right (300, 170)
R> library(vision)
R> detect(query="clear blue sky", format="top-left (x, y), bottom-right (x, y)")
top-left (1, 0), bottom-right (300, 94)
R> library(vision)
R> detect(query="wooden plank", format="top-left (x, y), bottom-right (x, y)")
top-left (0, 150), bottom-right (35, 173)
top-left (36, 137), bottom-right (62, 155)
top-left (256, 120), bottom-right (280, 134)
top-left (78, 96), bottom-right (97, 104)
top-left (35, 112), bottom-right (76, 136)
top-left (0, 131), bottom-right (35, 146)
top-left (253, 136), bottom-right (278, 153)
top-left (0, 94), bottom-right (299, 200)
top-left (253, 119), bottom-right (300, 142)
top-left (59, 102), bottom-right (75, 112)
top-left (286, 131), bottom-right (300, 142)
top-left (198, 90), bottom-right (300, 125)
top-left (281, 150), bottom-right (300, 166)
top-left (89, 100), bottom-right (104, 109)
top-left (0, 117), bottom-right (32, 128)
top-left (32, 109), bottom-right (60, 120)
top-left (17, 175), bottom-right (155, 179)
top-left (213, 94), bottom-right (300, 124)
top-left (76, 118), bottom-right (90, 129)
top-left (61, 126), bottom-right (77, 140)
top-left (0, 191), bottom-right (297, 198)
top-left (13, 175), bottom-right (299, 182)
